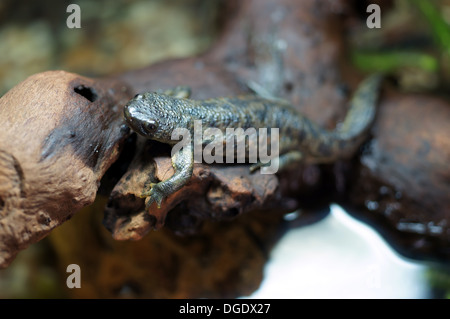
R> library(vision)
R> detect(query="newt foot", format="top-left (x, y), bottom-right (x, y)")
top-left (140, 182), bottom-right (166, 209)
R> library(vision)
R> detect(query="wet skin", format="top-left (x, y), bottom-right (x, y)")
top-left (123, 75), bottom-right (383, 209)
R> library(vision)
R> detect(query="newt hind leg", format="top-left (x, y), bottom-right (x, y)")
top-left (249, 150), bottom-right (303, 174)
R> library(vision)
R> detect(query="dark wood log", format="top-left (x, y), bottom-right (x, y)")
top-left (342, 88), bottom-right (450, 262)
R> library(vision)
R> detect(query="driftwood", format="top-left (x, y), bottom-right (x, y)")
top-left (0, 0), bottom-right (450, 271)
top-left (0, 72), bottom-right (133, 268)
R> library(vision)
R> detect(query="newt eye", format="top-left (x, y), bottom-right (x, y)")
top-left (143, 120), bottom-right (158, 134)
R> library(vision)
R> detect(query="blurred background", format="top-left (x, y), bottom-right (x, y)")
top-left (0, 0), bottom-right (450, 298)
top-left (0, 0), bottom-right (221, 95)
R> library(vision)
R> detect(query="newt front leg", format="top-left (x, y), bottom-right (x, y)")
top-left (141, 143), bottom-right (194, 209)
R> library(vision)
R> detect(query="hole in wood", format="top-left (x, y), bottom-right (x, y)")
top-left (74, 85), bottom-right (98, 102)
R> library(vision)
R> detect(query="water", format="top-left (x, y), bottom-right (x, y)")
top-left (246, 204), bottom-right (429, 298)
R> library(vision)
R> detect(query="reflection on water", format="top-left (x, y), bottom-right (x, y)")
top-left (246, 204), bottom-right (430, 299)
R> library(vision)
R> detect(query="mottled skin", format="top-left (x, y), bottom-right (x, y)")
top-left (124, 75), bottom-right (383, 209)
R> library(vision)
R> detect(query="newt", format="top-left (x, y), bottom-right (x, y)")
top-left (123, 74), bottom-right (383, 209)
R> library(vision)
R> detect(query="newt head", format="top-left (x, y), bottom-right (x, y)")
top-left (123, 92), bottom-right (186, 144)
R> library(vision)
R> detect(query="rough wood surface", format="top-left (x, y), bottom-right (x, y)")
top-left (0, 71), bottom-right (133, 268)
